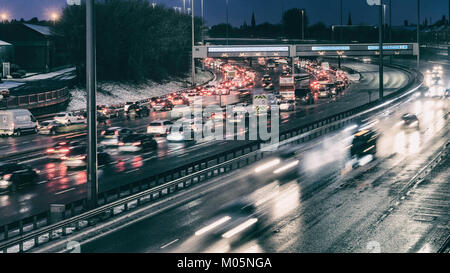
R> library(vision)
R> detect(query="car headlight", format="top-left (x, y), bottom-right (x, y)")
top-left (0, 180), bottom-right (11, 187)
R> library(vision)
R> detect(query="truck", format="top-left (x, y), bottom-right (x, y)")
top-left (278, 76), bottom-right (295, 100)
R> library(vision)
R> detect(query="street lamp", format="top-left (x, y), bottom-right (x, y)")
top-left (50, 12), bottom-right (60, 26)
top-left (191, 0), bottom-right (196, 86)
top-left (1, 13), bottom-right (8, 23)
top-left (301, 9), bottom-right (305, 40)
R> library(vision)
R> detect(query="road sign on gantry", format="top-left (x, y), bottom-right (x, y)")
top-left (366, 0), bottom-right (381, 6)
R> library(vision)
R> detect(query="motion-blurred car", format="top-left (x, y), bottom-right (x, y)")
top-left (0, 163), bottom-right (39, 193)
top-left (146, 120), bottom-right (173, 136)
top-left (279, 100), bottom-right (295, 111)
top-left (38, 120), bottom-right (63, 135)
top-left (118, 134), bottom-right (157, 152)
top-left (46, 141), bottom-right (83, 160)
top-left (401, 114), bottom-right (420, 130)
top-left (61, 146), bottom-right (112, 169)
top-left (100, 127), bottom-right (134, 146)
top-left (193, 199), bottom-right (262, 243)
top-left (350, 129), bottom-right (378, 160)
top-left (151, 99), bottom-right (173, 111)
top-left (54, 112), bottom-right (85, 125)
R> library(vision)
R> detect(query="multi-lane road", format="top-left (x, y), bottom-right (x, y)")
top-left (77, 64), bottom-right (448, 253)
top-left (0, 59), bottom-right (418, 242)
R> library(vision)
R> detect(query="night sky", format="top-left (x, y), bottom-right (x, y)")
top-left (0, 0), bottom-right (448, 27)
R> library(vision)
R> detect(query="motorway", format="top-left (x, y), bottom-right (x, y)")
top-left (79, 74), bottom-right (449, 253)
top-left (0, 60), bottom-right (413, 233)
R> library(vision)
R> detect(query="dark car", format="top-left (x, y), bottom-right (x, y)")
top-left (46, 141), bottom-right (83, 160)
top-left (0, 163), bottom-right (38, 193)
top-left (295, 88), bottom-right (315, 105)
top-left (118, 134), bottom-right (158, 152)
top-left (401, 114), bottom-right (420, 130)
top-left (350, 129), bottom-right (378, 159)
top-left (61, 146), bottom-right (112, 169)
top-left (126, 103), bottom-right (150, 119)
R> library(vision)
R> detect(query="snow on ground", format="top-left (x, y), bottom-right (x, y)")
top-left (20, 67), bottom-right (76, 81)
top-left (67, 70), bottom-right (213, 111)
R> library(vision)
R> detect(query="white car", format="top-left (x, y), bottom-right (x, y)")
top-left (147, 120), bottom-right (173, 135)
top-left (54, 112), bottom-right (84, 125)
top-left (279, 100), bottom-right (295, 111)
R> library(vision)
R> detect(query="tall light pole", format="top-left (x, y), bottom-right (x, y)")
top-left (226, 0), bottom-right (229, 45)
top-left (86, 0), bottom-right (98, 209)
top-left (201, 0), bottom-right (204, 45)
top-left (192, 0), bottom-right (196, 86)
top-left (379, 3), bottom-right (384, 100)
top-left (183, 0), bottom-right (186, 13)
top-left (417, 0), bottom-right (420, 72)
top-left (301, 9), bottom-right (305, 40)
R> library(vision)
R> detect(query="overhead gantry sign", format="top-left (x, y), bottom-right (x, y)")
top-left (193, 43), bottom-right (418, 59)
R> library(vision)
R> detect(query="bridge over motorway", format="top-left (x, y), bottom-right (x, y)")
top-left (193, 43), bottom-right (418, 59)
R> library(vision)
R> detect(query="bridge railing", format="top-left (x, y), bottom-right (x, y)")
top-left (0, 88), bottom-right (70, 110)
top-left (0, 64), bottom-right (423, 253)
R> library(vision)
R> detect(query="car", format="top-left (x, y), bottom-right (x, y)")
top-left (401, 114), bottom-right (420, 130)
top-left (171, 96), bottom-right (188, 106)
top-left (317, 86), bottom-right (331, 99)
top-left (125, 103), bottom-right (150, 119)
top-left (118, 134), bottom-right (157, 152)
top-left (146, 120), bottom-right (173, 135)
top-left (46, 141), bottom-right (84, 160)
top-left (324, 83), bottom-right (337, 96)
top-left (100, 127), bottom-right (134, 146)
top-left (61, 146), bottom-right (112, 169)
top-left (350, 129), bottom-right (378, 160)
top-left (194, 199), bottom-right (262, 242)
top-left (97, 105), bottom-right (112, 119)
top-left (279, 100), bottom-right (295, 111)
top-left (238, 89), bottom-right (252, 102)
top-left (263, 82), bottom-right (274, 91)
top-left (151, 99), bottom-right (173, 111)
top-left (0, 163), bottom-right (39, 193)
top-left (166, 125), bottom-right (196, 143)
top-left (0, 109), bottom-right (39, 136)
top-left (124, 102), bottom-right (134, 112)
top-left (54, 112), bottom-right (85, 125)
top-left (38, 120), bottom-right (63, 135)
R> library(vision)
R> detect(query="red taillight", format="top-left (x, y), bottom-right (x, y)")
top-left (118, 142), bottom-right (124, 146)
top-left (3, 174), bottom-right (12, 181)
top-left (60, 148), bottom-right (70, 154)
top-left (133, 141), bottom-right (141, 146)
top-left (46, 148), bottom-right (55, 153)
top-left (75, 155), bottom-right (86, 160)
top-left (101, 131), bottom-right (105, 136)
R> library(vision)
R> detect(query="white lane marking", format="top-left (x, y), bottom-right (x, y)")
top-left (37, 181), bottom-right (49, 185)
top-left (125, 169), bottom-right (139, 174)
top-left (160, 239), bottom-right (179, 249)
top-left (55, 187), bottom-right (76, 195)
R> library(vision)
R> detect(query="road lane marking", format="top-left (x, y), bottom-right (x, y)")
top-left (160, 239), bottom-right (179, 249)
top-left (37, 181), bottom-right (49, 185)
top-left (55, 187), bottom-right (76, 195)
top-left (125, 169), bottom-right (139, 174)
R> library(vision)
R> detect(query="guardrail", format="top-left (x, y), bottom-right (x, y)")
top-left (0, 63), bottom-right (423, 252)
top-left (0, 88), bottom-right (70, 110)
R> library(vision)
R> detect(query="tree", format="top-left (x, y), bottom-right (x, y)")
top-left (54, 0), bottom-right (203, 83)
top-left (282, 8), bottom-right (308, 39)
top-left (251, 11), bottom-right (256, 28)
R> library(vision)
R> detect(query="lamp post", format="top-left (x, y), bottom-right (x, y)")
top-left (226, 0), bottom-right (229, 45)
top-left (301, 10), bottom-right (305, 40)
top-left (366, 0), bottom-right (384, 100)
top-left (191, 0), bottom-right (196, 86)
top-left (86, 0), bottom-right (98, 209)
top-left (378, 3), bottom-right (384, 100)
top-left (417, 0), bottom-right (420, 72)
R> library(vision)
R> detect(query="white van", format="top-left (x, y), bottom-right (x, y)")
top-left (0, 109), bottom-right (38, 136)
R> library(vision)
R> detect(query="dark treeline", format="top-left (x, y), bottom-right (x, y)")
top-left (55, 0), bottom-right (202, 83)
top-left (209, 8), bottom-right (448, 43)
